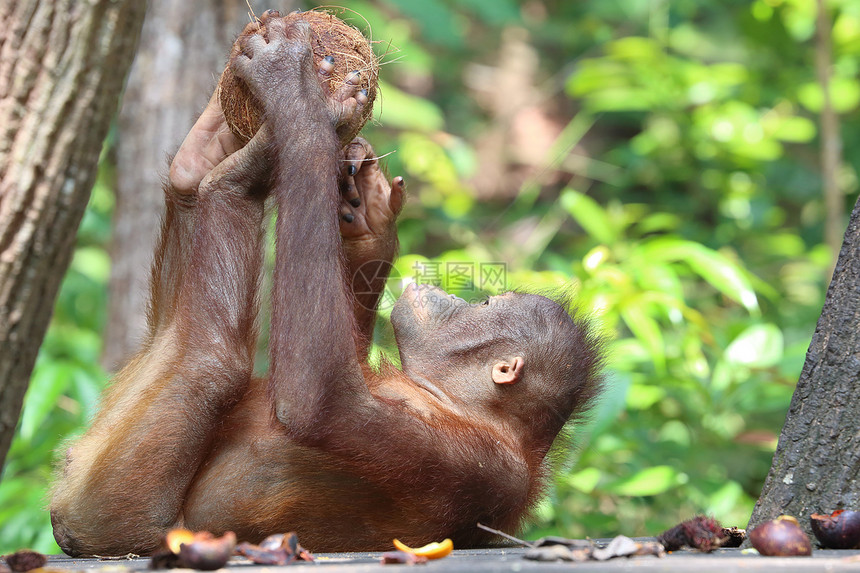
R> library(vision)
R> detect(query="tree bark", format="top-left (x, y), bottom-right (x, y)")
top-left (102, 0), bottom-right (295, 370)
top-left (0, 0), bottom-right (145, 471)
top-left (748, 194), bottom-right (860, 536)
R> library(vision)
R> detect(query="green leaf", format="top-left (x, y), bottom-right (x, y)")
top-left (387, 0), bottom-right (463, 46)
top-left (705, 481), bottom-right (744, 517)
top-left (635, 262), bottom-right (683, 300)
top-left (374, 81), bottom-right (444, 131)
top-left (772, 116), bottom-right (816, 142)
top-left (710, 359), bottom-right (735, 393)
top-left (20, 361), bottom-right (75, 442)
top-left (658, 420), bottom-right (691, 446)
top-left (606, 465), bottom-right (681, 497)
top-left (456, 0), bottom-right (519, 25)
top-left (73, 368), bottom-right (105, 420)
top-left (797, 77), bottom-right (860, 113)
top-left (641, 239), bottom-right (759, 313)
top-left (626, 384), bottom-right (667, 410)
top-left (560, 189), bottom-right (616, 244)
top-left (607, 37), bottom-right (662, 62)
top-left (581, 87), bottom-right (657, 112)
top-left (567, 467), bottom-right (602, 494)
top-left (634, 212), bottom-right (681, 235)
top-left (0, 477), bottom-right (31, 508)
top-left (620, 304), bottom-right (666, 373)
top-left (724, 324), bottom-right (784, 368)
top-left (580, 371), bottom-right (632, 440)
top-left (70, 246), bottom-right (110, 283)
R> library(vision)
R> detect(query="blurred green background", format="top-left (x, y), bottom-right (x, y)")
top-left (2, 0), bottom-right (859, 554)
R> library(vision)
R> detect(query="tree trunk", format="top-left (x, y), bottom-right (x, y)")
top-left (748, 194), bottom-right (860, 536)
top-left (0, 0), bottom-right (145, 472)
top-left (102, 0), bottom-right (295, 370)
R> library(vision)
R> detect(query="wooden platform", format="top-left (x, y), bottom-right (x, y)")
top-left (41, 546), bottom-right (860, 573)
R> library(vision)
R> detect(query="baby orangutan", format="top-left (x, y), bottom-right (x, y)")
top-left (50, 12), bottom-right (602, 555)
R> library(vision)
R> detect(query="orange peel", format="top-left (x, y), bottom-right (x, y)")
top-left (165, 528), bottom-right (195, 554)
top-left (392, 538), bottom-right (453, 559)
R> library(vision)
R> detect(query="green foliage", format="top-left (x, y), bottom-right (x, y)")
top-left (2, 0), bottom-right (859, 553)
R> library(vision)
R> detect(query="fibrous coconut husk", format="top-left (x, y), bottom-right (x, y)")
top-left (218, 9), bottom-right (379, 146)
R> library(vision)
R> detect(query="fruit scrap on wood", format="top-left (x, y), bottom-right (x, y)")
top-left (2, 550), bottom-right (47, 573)
top-left (721, 526), bottom-right (747, 547)
top-left (149, 529), bottom-right (236, 570)
top-left (235, 531), bottom-right (314, 565)
top-left (476, 523), bottom-right (663, 562)
top-left (391, 538), bottom-right (453, 560)
top-left (810, 509), bottom-right (860, 549)
top-left (592, 535), bottom-right (665, 561)
top-left (657, 515), bottom-right (742, 552)
top-left (380, 551), bottom-right (429, 565)
top-left (523, 544), bottom-right (591, 563)
top-left (524, 535), bottom-right (664, 562)
top-left (749, 515), bottom-right (812, 556)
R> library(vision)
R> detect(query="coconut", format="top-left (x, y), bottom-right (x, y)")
top-left (218, 9), bottom-right (378, 146)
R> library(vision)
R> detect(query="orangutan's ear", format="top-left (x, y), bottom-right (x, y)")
top-left (492, 357), bottom-right (524, 385)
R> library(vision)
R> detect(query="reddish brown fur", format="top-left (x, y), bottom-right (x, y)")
top-left (50, 15), bottom-right (601, 556)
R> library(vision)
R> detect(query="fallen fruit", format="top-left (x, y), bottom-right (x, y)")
top-left (392, 538), bottom-right (453, 559)
top-left (810, 509), bottom-right (860, 549)
top-left (151, 529), bottom-right (237, 570)
top-left (523, 536), bottom-right (664, 563)
top-left (591, 536), bottom-right (645, 561)
top-left (165, 528), bottom-right (196, 555)
top-left (720, 526), bottom-right (747, 548)
top-left (235, 531), bottom-right (313, 565)
top-left (380, 551), bottom-right (428, 565)
top-left (523, 545), bottom-right (589, 562)
top-left (258, 533), bottom-right (286, 552)
top-left (749, 515), bottom-right (812, 556)
top-left (177, 531), bottom-right (236, 571)
top-left (657, 515), bottom-right (726, 552)
top-left (3, 550), bottom-right (47, 573)
top-left (235, 542), bottom-right (289, 566)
